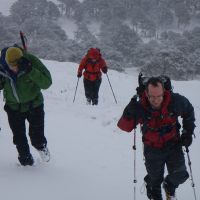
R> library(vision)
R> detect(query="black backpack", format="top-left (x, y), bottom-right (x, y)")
top-left (136, 72), bottom-right (172, 97)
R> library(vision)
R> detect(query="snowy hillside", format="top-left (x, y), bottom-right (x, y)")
top-left (0, 60), bottom-right (199, 200)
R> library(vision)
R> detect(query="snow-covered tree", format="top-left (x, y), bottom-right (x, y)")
top-left (100, 19), bottom-right (141, 60)
top-left (174, 1), bottom-right (191, 28)
top-left (57, 0), bottom-right (80, 17)
top-left (141, 48), bottom-right (194, 80)
top-left (10, 0), bottom-right (60, 24)
top-left (131, 40), bottom-right (160, 68)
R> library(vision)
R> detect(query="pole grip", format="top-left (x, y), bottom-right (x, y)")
top-left (185, 146), bottom-right (189, 153)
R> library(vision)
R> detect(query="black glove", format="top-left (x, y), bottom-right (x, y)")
top-left (102, 67), bottom-right (107, 74)
top-left (77, 72), bottom-right (82, 78)
top-left (0, 75), bottom-right (5, 84)
top-left (17, 57), bottom-right (32, 73)
top-left (181, 133), bottom-right (193, 147)
top-left (0, 75), bottom-right (4, 80)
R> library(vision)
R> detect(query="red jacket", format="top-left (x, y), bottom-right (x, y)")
top-left (77, 48), bottom-right (107, 81)
top-left (117, 91), bottom-right (195, 148)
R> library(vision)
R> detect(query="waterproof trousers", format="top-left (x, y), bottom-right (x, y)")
top-left (4, 104), bottom-right (47, 158)
top-left (144, 143), bottom-right (189, 200)
top-left (83, 78), bottom-right (101, 105)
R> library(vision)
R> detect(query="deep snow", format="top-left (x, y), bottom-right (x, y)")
top-left (0, 59), bottom-right (199, 200)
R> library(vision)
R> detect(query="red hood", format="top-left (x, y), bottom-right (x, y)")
top-left (87, 48), bottom-right (101, 60)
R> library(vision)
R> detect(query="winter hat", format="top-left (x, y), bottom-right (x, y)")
top-left (5, 47), bottom-right (23, 66)
top-left (87, 48), bottom-right (100, 60)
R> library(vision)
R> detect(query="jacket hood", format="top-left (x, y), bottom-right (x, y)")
top-left (87, 48), bottom-right (101, 60)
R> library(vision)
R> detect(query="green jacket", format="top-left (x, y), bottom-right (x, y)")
top-left (0, 52), bottom-right (52, 112)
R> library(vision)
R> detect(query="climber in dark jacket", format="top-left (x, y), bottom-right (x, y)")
top-left (117, 77), bottom-right (195, 200)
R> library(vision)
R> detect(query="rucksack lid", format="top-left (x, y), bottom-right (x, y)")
top-left (87, 48), bottom-right (101, 60)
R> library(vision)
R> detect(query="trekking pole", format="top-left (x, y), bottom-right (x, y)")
top-left (0, 91), bottom-right (1, 131)
top-left (73, 78), bottom-right (80, 103)
top-left (132, 128), bottom-right (137, 200)
top-left (185, 147), bottom-right (197, 200)
top-left (20, 31), bottom-right (27, 51)
top-left (106, 74), bottom-right (117, 104)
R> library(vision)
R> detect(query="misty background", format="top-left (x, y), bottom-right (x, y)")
top-left (0, 0), bottom-right (200, 80)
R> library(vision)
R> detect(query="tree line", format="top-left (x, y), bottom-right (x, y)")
top-left (0, 0), bottom-right (200, 80)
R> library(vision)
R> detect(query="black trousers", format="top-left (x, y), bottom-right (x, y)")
top-left (4, 104), bottom-right (47, 157)
top-left (83, 78), bottom-right (101, 104)
top-left (144, 143), bottom-right (189, 199)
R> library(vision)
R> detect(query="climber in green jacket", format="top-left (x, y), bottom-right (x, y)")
top-left (0, 46), bottom-right (52, 166)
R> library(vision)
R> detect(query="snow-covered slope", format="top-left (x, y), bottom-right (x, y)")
top-left (0, 59), bottom-right (199, 200)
